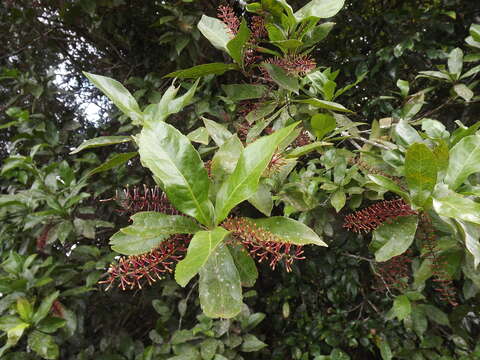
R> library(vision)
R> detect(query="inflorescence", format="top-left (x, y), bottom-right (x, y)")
top-left (222, 217), bottom-right (305, 272)
top-left (100, 234), bottom-right (191, 290)
top-left (343, 198), bottom-right (418, 233)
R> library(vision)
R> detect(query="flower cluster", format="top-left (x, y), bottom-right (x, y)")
top-left (263, 55), bottom-right (317, 77)
top-left (373, 252), bottom-right (412, 293)
top-left (293, 129), bottom-right (312, 147)
top-left (222, 217), bottom-right (305, 272)
top-left (217, 5), bottom-right (240, 35)
top-left (265, 152), bottom-right (287, 175)
top-left (418, 213), bottom-right (458, 306)
top-left (36, 223), bottom-right (53, 252)
top-left (99, 234), bottom-right (190, 290)
top-left (104, 185), bottom-right (180, 215)
top-left (343, 198), bottom-right (417, 233)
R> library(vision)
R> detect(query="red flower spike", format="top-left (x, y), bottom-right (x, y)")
top-left (263, 55), bottom-right (317, 78)
top-left (418, 213), bottom-right (458, 307)
top-left (217, 5), bottom-right (240, 35)
top-left (50, 300), bottom-right (64, 318)
top-left (265, 152), bottom-right (287, 175)
top-left (373, 252), bottom-right (412, 293)
top-left (103, 185), bottom-right (181, 216)
top-left (293, 129), bottom-right (312, 147)
top-left (250, 16), bottom-right (267, 40)
top-left (222, 217), bottom-right (305, 272)
top-left (99, 234), bottom-right (191, 290)
top-left (343, 198), bottom-right (417, 233)
top-left (36, 223), bottom-right (53, 252)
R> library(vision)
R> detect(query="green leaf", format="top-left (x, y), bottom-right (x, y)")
top-left (211, 135), bottom-right (243, 182)
top-left (453, 83), bottom-right (474, 101)
top-left (144, 80), bottom-right (199, 124)
top-left (16, 298), bottom-right (33, 322)
top-left (373, 215), bottom-right (418, 262)
top-left (37, 317), bottom-right (66, 334)
top-left (110, 212), bottom-right (201, 255)
top-left (418, 304), bottom-right (450, 326)
top-left (240, 334), bottom-right (267, 352)
top-left (200, 338), bottom-right (220, 360)
top-left (137, 121), bottom-right (214, 226)
top-left (311, 113), bottom-right (336, 139)
top-left (84, 72), bottom-right (142, 124)
top-left (0, 322), bottom-right (29, 356)
top-left (445, 135), bottom-right (480, 190)
top-left (411, 306), bottom-right (428, 338)
top-left (215, 123), bottom-right (299, 224)
top-left (456, 220), bottom-right (480, 269)
top-left (460, 64), bottom-right (480, 79)
top-left (393, 119), bottom-right (422, 146)
top-left (392, 295), bottom-right (411, 320)
top-left (330, 190), bottom-right (346, 212)
top-left (295, 98), bottom-right (352, 112)
top-left (396, 79), bottom-right (410, 97)
top-left (367, 174), bottom-right (409, 199)
top-left (187, 127), bottom-right (210, 145)
top-left (163, 63), bottom-right (239, 79)
top-left (405, 143), bottom-right (437, 207)
top-left (262, 63), bottom-right (299, 93)
top-left (175, 227), bottom-right (230, 287)
top-left (301, 22), bottom-right (335, 49)
top-left (447, 48), bottom-right (463, 78)
top-left (229, 243), bottom-right (258, 287)
top-left (32, 291), bottom-right (59, 325)
top-left (203, 118), bottom-right (233, 146)
top-left (248, 182), bottom-right (273, 216)
top-left (375, 337), bottom-right (392, 360)
top-left (416, 70), bottom-right (451, 81)
top-left (470, 23), bottom-right (480, 42)
top-left (227, 19), bottom-right (251, 67)
top-left (69, 136), bottom-right (132, 154)
top-left (198, 244), bottom-right (242, 318)
top-left (87, 152), bottom-right (137, 177)
top-left (248, 216), bottom-right (327, 246)
top-left (294, 0), bottom-right (345, 20)
top-left (197, 15), bottom-right (231, 52)
top-left (433, 184), bottom-right (480, 225)
top-left (28, 330), bottom-right (59, 360)
top-left (222, 84), bottom-right (267, 101)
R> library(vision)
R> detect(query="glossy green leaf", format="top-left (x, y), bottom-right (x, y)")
top-left (470, 23), bottom-right (480, 42)
top-left (84, 72), bottom-right (142, 124)
top-left (187, 127), bottom-right (209, 145)
top-left (454, 83), bottom-right (474, 101)
top-left (87, 152), bottom-right (137, 177)
top-left (28, 330), bottom-right (59, 360)
top-left (330, 189), bottom-right (346, 212)
top-left (456, 220), bottom-right (480, 268)
top-left (405, 143), bottom-right (437, 207)
top-left (69, 136), bottom-right (132, 154)
top-left (445, 135), bottom-right (480, 190)
top-left (286, 141), bottom-right (330, 158)
top-left (433, 184), bottom-right (480, 225)
top-left (392, 295), bottom-right (411, 320)
top-left (198, 243), bottom-right (242, 318)
top-left (227, 19), bottom-right (251, 67)
top-left (16, 298), bottom-right (33, 322)
top-left (447, 48), bottom-right (463, 78)
top-left (144, 79), bottom-right (199, 124)
top-left (163, 63), bottom-right (239, 79)
top-left (32, 291), bottom-right (59, 325)
top-left (222, 84), bottom-right (267, 101)
top-left (0, 322), bottom-right (29, 356)
top-left (248, 216), bottom-right (326, 246)
top-left (294, 0), bottom-right (345, 20)
top-left (367, 174), bottom-right (409, 200)
top-left (311, 113), bottom-right (336, 139)
top-left (211, 135), bottom-right (243, 182)
top-left (248, 183), bottom-right (273, 216)
top-left (373, 215), bottom-right (418, 262)
top-left (393, 119), bottom-right (422, 146)
top-left (229, 243), bottom-right (258, 287)
top-left (36, 317), bottom-right (66, 334)
top-left (240, 334), bottom-right (267, 352)
top-left (197, 15), bottom-right (231, 52)
top-left (203, 118), bottom-right (232, 146)
top-left (262, 63), bottom-right (299, 93)
top-left (136, 121), bottom-right (214, 226)
top-left (215, 123), bottom-right (299, 224)
top-left (295, 98), bottom-right (352, 112)
top-left (110, 212), bottom-right (200, 255)
top-left (175, 227), bottom-right (230, 287)
top-left (301, 22), bottom-right (335, 49)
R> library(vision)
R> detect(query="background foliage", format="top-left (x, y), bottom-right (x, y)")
top-left (1, 0), bottom-right (480, 359)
